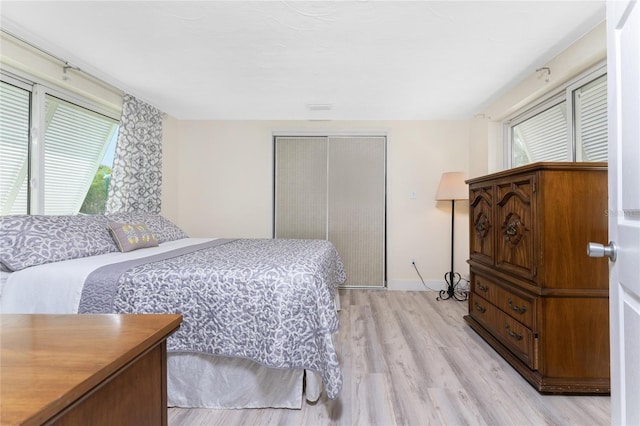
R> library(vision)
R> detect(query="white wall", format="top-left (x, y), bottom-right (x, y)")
top-left (162, 119), bottom-right (471, 290)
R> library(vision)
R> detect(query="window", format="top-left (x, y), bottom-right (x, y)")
top-left (512, 98), bottom-right (568, 167)
top-left (507, 65), bottom-right (607, 168)
top-left (574, 74), bottom-right (607, 162)
top-left (0, 75), bottom-right (119, 215)
top-left (0, 81), bottom-right (30, 215)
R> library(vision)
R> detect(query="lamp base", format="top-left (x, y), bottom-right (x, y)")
top-left (437, 271), bottom-right (468, 302)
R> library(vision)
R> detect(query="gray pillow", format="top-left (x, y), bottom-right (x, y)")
top-left (0, 215), bottom-right (118, 272)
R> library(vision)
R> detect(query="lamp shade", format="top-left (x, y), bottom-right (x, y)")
top-left (435, 172), bottom-right (468, 201)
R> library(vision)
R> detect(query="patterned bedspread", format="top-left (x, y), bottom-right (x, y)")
top-left (78, 238), bottom-right (345, 399)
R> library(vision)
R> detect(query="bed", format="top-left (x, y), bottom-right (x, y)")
top-left (0, 213), bottom-right (345, 408)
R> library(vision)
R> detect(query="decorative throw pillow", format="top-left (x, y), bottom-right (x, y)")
top-left (107, 221), bottom-right (159, 252)
top-left (106, 213), bottom-right (188, 243)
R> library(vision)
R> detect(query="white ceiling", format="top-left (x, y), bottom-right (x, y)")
top-left (0, 1), bottom-right (605, 120)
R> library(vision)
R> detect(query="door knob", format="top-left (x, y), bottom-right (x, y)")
top-left (587, 241), bottom-right (617, 262)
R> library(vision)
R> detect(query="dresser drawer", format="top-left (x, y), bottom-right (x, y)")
top-left (470, 293), bottom-right (537, 370)
top-left (472, 273), bottom-right (535, 328)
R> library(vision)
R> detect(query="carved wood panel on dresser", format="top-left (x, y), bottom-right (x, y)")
top-left (465, 162), bottom-right (610, 394)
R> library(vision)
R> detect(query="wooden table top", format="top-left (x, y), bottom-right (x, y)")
top-left (0, 314), bottom-right (182, 426)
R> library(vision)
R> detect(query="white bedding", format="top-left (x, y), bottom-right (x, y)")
top-left (1, 237), bottom-right (215, 314)
top-left (0, 237), bottom-right (326, 408)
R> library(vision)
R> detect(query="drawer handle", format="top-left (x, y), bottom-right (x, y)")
top-left (477, 282), bottom-right (489, 292)
top-left (474, 302), bottom-right (486, 313)
top-left (508, 298), bottom-right (527, 314)
top-left (504, 324), bottom-right (523, 341)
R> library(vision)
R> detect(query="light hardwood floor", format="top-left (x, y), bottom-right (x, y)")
top-left (168, 289), bottom-right (610, 426)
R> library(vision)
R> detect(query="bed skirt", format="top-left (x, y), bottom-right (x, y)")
top-left (167, 352), bottom-right (323, 409)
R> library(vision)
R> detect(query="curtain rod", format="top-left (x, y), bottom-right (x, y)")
top-left (1, 28), bottom-right (124, 95)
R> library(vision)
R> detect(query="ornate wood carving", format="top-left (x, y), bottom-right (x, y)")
top-left (502, 212), bottom-right (527, 245)
top-left (474, 211), bottom-right (491, 239)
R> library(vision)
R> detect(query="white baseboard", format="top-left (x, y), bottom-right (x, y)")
top-left (387, 279), bottom-right (446, 292)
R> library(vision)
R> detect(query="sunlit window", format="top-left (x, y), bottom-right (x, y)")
top-left (512, 101), bottom-right (569, 167)
top-left (507, 66), bottom-right (607, 168)
top-left (0, 78), bottom-right (119, 215)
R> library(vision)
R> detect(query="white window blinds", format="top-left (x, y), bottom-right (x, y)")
top-left (575, 74), bottom-right (608, 162)
top-left (0, 81), bottom-right (30, 215)
top-left (43, 95), bottom-right (118, 214)
top-left (511, 101), bottom-right (569, 167)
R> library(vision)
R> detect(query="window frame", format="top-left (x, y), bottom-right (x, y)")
top-left (1, 67), bottom-right (120, 215)
top-left (504, 61), bottom-right (607, 168)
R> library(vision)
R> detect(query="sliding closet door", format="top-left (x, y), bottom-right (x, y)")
top-left (328, 137), bottom-right (385, 287)
top-left (274, 137), bottom-right (327, 239)
top-left (274, 135), bottom-right (386, 288)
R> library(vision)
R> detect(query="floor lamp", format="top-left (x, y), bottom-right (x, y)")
top-left (435, 171), bottom-right (468, 301)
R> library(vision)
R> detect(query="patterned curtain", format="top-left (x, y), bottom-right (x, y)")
top-left (106, 94), bottom-right (163, 214)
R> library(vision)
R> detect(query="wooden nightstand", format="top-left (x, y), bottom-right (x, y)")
top-left (1, 313), bottom-right (182, 425)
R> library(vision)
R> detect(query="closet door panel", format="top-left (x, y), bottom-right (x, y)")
top-left (274, 137), bottom-right (327, 239)
top-left (328, 136), bottom-right (385, 287)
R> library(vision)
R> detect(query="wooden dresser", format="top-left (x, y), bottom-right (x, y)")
top-left (464, 162), bottom-right (610, 394)
top-left (1, 314), bottom-right (182, 426)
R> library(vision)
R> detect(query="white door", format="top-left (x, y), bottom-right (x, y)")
top-left (606, 1), bottom-right (640, 424)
